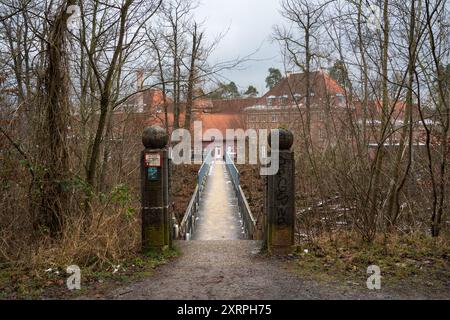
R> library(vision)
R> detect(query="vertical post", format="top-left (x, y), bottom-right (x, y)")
top-left (265, 128), bottom-right (295, 254)
top-left (141, 125), bottom-right (171, 252)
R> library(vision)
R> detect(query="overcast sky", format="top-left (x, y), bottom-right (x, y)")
top-left (195, 0), bottom-right (285, 95)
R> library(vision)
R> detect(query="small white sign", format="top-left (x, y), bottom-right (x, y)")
top-left (145, 153), bottom-right (161, 167)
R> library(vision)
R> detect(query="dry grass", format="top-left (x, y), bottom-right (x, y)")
top-left (0, 193), bottom-right (144, 299)
top-left (28, 205), bottom-right (140, 271)
top-left (0, 183), bottom-right (140, 272)
top-left (0, 150), bottom-right (141, 272)
top-left (293, 231), bottom-right (450, 290)
top-left (0, 153), bottom-right (199, 298)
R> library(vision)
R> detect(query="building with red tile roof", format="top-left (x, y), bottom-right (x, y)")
top-left (243, 70), bottom-right (353, 149)
top-left (108, 70), bottom-right (442, 158)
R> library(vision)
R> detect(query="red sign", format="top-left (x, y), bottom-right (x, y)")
top-left (145, 152), bottom-right (161, 167)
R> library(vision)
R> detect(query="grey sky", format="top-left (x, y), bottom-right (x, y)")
top-left (195, 0), bottom-right (285, 95)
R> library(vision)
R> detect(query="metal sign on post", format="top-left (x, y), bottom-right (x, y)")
top-left (145, 152), bottom-right (162, 181)
top-left (145, 152), bottom-right (161, 167)
top-left (147, 167), bottom-right (159, 181)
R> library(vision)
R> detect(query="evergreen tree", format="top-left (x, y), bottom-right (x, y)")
top-left (244, 85), bottom-right (259, 97)
top-left (265, 68), bottom-right (282, 89)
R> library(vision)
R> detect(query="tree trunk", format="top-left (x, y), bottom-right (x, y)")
top-left (36, 1), bottom-right (75, 236)
top-left (184, 24), bottom-right (201, 130)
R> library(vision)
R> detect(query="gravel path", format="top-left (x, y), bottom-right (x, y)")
top-left (105, 240), bottom-right (447, 300)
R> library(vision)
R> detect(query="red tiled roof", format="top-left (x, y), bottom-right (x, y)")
top-left (193, 112), bottom-right (246, 139)
top-left (323, 72), bottom-right (346, 95)
top-left (353, 99), bottom-right (411, 121)
top-left (262, 70), bottom-right (345, 100)
top-left (210, 98), bottom-right (260, 114)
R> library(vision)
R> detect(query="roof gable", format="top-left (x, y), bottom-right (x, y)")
top-left (262, 71), bottom-right (345, 100)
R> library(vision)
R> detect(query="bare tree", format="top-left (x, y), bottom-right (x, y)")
top-left (422, 0), bottom-right (449, 236)
top-left (184, 22), bottom-right (204, 130)
top-left (160, 0), bottom-right (196, 130)
top-left (74, 0), bottom-right (162, 196)
top-left (275, 0), bottom-right (332, 146)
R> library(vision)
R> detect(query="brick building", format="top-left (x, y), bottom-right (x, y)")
top-left (243, 70), bottom-right (353, 149)
top-left (112, 70), bottom-right (442, 159)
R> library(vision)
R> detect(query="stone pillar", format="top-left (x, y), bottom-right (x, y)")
top-left (265, 128), bottom-right (295, 254)
top-left (141, 125), bottom-right (171, 252)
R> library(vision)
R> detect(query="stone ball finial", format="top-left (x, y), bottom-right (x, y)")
top-left (142, 125), bottom-right (168, 149)
top-left (268, 128), bottom-right (294, 150)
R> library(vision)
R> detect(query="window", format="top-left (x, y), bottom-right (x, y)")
top-left (319, 128), bottom-right (327, 140)
top-left (310, 90), bottom-right (315, 97)
top-left (285, 113), bottom-right (291, 122)
top-left (135, 103), bottom-right (144, 113)
top-left (347, 131), bottom-right (353, 140)
top-left (280, 113), bottom-right (289, 122)
top-left (249, 115), bottom-right (257, 122)
top-left (280, 95), bottom-right (288, 105)
top-left (271, 114), bottom-right (278, 122)
top-left (317, 111), bottom-right (325, 121)
top-left (293, 93), bottom-right (302, 104)
top-left (336, 93), bottom-right (345, 105)
top-left (267, 95), bottom-right (276, 106)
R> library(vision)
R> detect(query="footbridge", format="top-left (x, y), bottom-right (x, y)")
top-left (179, 151), bottom-right (257, 240)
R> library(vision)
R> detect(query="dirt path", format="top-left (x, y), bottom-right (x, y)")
top-left (101, 240), bottom-right (446, 300)
top-left (96, 160), bottom-right (447, 300)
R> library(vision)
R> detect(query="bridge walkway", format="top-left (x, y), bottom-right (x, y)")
top-left (193, 159), bottom-right (245, 240)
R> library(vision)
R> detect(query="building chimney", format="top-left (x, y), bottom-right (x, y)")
top-left (136, 69), bottom-right (144, 112)
top-left (136, 69), bottom-right (144, 90)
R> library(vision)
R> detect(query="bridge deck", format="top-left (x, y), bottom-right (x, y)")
top-left (193, 159), bottom-right (245, 240)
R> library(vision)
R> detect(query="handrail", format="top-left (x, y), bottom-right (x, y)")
top-left (225, 152), bottom-right (239, 191)
top-left (224, 152), bottom-right (257, 239)
top-left (198, 150), bottom-right (212, 191)
top-left (178, 150), bottom-right (212, 240)
top-left (179, 185), bottom-right (199, 240)
top-left (238, 185), bottom-right (257, 238)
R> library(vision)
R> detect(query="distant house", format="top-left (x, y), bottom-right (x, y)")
top-left (191, 98), bottom-right (258, 158)
top-left (112, 70), bottom-right (443, 160)
top-left (243, 70), bottom-right (353, 149)
top-left (112, 72), bottom-right (255, 158)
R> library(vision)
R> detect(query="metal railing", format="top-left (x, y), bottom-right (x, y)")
top-left (178, 150), bottom-right (212, 240)
top-left (198, 150), bottom-right (212, 191)
top-left (179, 185), bottom-right (199, 240)
top-left (237, 185), bottom-right (257, 239)
top-left (224, 152), bottom-right (257, 239)
top-left (225, 152), bottom-right (239, 190)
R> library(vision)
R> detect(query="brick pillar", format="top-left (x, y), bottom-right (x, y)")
top-left (141, 125), bottom-right (171, 251)
top-left (265, 128), bottom-right (295, 254)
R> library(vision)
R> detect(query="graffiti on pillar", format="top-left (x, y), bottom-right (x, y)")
top-left (276, 156), bottom-right (289, 226)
